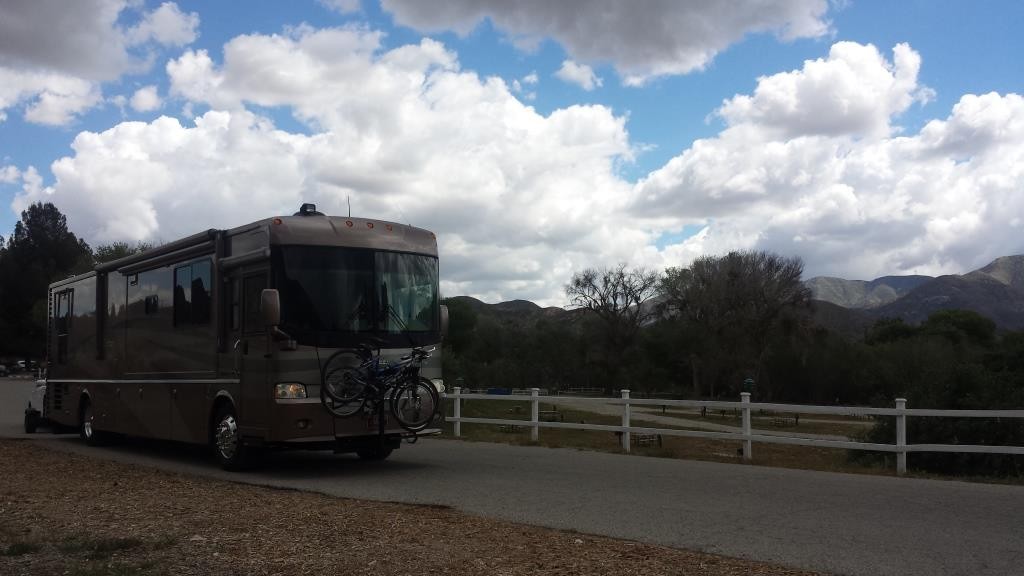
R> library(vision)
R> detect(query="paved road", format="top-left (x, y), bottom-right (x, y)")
top-left (2, 379), bottom-right (1022, 576)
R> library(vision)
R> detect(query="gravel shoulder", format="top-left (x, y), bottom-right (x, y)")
top-left (0, 439), bottom-right (823, 576)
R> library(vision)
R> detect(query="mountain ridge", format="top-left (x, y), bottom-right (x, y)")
top-left (807, 254), bottom-right (1024, 329)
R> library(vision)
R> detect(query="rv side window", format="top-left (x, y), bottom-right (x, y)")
top-left (55, 289), bottom-right (73, 364)
top-left (192, 260), bottom-right (211, 325)
top-left (229, 278), bottom-right (240, 331)
top-left (174, 265), bottom-right (192, 326)
top-left (174, 259), bottom-right (212, 327)
top-left (243, 275), bottom-right (267, 334)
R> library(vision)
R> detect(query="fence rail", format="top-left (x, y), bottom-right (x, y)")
top-left (443, 388), bottom-right (1024, 475)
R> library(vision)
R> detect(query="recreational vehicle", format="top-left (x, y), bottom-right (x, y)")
top-left (42, 204), bottom-right (446, 469)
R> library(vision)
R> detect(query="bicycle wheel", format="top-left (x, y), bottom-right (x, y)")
top-left (323, 365), bottom-right (367, 403)
top-left (321, 350), bottom-right (370, 417)
top-left (390, 377), bottom-right (439, 432)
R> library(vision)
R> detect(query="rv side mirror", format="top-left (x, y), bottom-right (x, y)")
top-left (440, 304), bottom-right (449, 339)
top-left (261, 289), bottom-right (281, 327)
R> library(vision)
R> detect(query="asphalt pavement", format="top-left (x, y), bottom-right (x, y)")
top-left (2, 378), bottom-right (1022, 576)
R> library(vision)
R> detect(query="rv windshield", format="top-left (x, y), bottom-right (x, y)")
top-left (274, 246), bottom-right (438, 345)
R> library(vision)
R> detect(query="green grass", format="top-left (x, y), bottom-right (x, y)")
top-left (442, 398), bottom-right (893, 476)
top-left (68, 559), bottom-right (162, 576)
top-left (2, 541), bottom-right (41, 556)
top-left (10, 534), bottom-right (178, 576)
top-left (631, 406), bottom-right (874, 437)
top-left (57, 536), bottom-right (145, 560)
top-left (442, 398), bottom-right (1024, 483)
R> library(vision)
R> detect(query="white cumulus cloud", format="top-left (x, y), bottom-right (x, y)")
top-left (380, 0), bottom-right (831, 85)
top-left (633, 43), bottom-right (1024, 280)
top-left (129, 85), bottom-right (162, 112)
top-left (126, 1), bottom-right (200, 47)
top-left (0, 68), bottom-right (102, 126)
top-left (22, 26), bottom-right (644, 305)
top-left (555, 60), bottom-right (602, 91)
top-left (0, 0), bottom-right (199, 125)
top-left (718, 42), bottom-right (933, 139)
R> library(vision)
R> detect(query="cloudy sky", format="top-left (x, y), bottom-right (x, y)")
top-left (1, 1), bottom-right (1023, 305)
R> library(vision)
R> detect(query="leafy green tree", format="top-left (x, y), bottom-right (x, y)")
top-left (660, 250), bottom-right (811, 398)
top-left (0, 203), bottom-right (92, 359)
top-left (857, 312), bottom-right (1024, 476)
top-left (93, 241), bottom-right (153, 264)
top-left (565, 264), bottom-right (660, 392)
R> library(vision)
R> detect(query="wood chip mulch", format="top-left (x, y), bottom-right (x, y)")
top-left (0, 440), bottom-right (825, 576)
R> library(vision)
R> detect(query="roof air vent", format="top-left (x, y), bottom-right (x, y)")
top-left (295, 203), bottom-right (325, 216)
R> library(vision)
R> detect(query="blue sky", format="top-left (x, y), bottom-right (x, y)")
top-left (2, 1), bottom-right (1024, 304)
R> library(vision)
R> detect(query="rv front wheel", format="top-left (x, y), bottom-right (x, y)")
top-left (213, 405), bottom-right (251, 471)
top-left (79, 400), bottom-right (103, 446)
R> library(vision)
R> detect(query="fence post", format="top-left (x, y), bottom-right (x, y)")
top-left (740, 392), bottom-right (752, 461)
top-left (896, 397), bottom-right (907, 476)
top-left (621, 389), bottom-right (631, 453)
top-left (452, 387), bottom-right (461, 438)
top-left (530, 387), bottom-right (540, 442)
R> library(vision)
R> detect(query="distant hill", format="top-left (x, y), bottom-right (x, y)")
top-left (810, 299), bottom-right (873, 339)
top-left (448, 255), bottom-right (1024, 336)
top-left (871, 258), bottom-right (1024, 329)
top-left (966, 255), bottom-right (1024, 289)
top-left (444, 295), bottom-right (572, 328)
top-left (809, 255), bottom-right (1024, 330)
top-left (806, 275), bottom-right (933, 309)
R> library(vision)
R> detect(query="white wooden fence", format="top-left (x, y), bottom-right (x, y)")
top-left (444, 388), bottom-right (1024, 475)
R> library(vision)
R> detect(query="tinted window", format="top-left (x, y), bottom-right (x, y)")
top-left (230, 278), bottom-right (240, 331)
top-left (243, 275), bottom-right (267, 333)
top-left (278, 247), bottom-right (374, 332)
top-left (174, 264), bottom-right (192, 326)
top-left (192, 260), bottom-right (211, 325)
top-left (174, 259), bottom-right (212, 326)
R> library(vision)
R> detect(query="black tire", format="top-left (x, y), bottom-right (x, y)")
top-left (355, 442), bottom-right (394, 461)
top-left (79, 399), bottom-right (103, 446)
top-left (390, 377), bottom-right (439, 433)
top-left (321, 351), bottom-right (370, 417)
top-left (212, 404), bottom-right (252, 471)
top-left (320, 372), bottom-right (367, 418)
top-left (323, 365), bottom-right (367, 404)
top-left (24, 411), bottom-right (39, 434)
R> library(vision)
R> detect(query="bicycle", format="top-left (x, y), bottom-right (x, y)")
top-left (320, 341), bottom-right (440, 433)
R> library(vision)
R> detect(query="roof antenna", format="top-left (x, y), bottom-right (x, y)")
top-left (347, 195), bottom-right (351, 218)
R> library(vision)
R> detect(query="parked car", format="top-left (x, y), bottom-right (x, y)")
top-left (0, 364), bottom-right (8, 377)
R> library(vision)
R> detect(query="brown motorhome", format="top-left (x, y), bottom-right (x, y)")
top-left (44, 204), bottom-right (446, 469)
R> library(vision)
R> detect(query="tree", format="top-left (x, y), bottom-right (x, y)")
top-left (94, 241), bottom-right (153, 264)
top-left (0, 203), bottom-right (92, 359)
top-left (565, 264), bottom-right (660, 392)
top-left (660, 250), bottom-right (812, 398)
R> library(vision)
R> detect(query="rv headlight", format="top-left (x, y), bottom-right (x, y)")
top-left (430, 379), bottom-right (445, 394)
top-left (274, 383), bottom-right (307, 399)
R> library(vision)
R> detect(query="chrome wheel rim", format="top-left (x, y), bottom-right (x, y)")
top-left (215, 415), bottom-right (238, 459)
top-left (82, 405), bottom-right (94, 439)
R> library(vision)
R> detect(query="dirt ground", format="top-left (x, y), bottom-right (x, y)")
top-left (0, 440), bottom-right (826, 576)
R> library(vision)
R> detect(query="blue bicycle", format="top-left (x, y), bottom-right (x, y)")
top-left (321, 342), bottom-right (439, 433)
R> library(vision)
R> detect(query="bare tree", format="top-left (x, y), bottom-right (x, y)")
top-left (661, 250), bottom-right (812, 397)
top-left (566, 264), bottom-right (661, 391)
